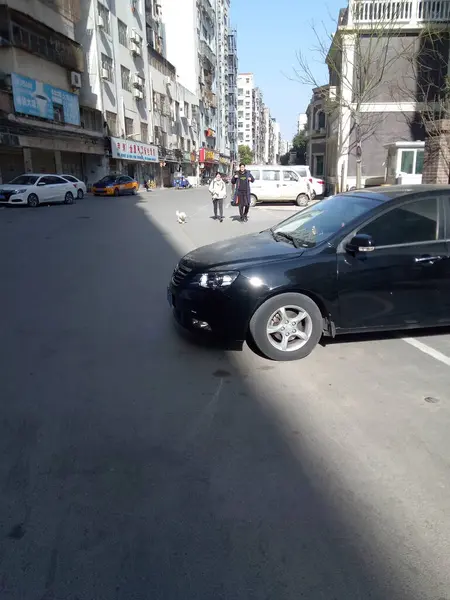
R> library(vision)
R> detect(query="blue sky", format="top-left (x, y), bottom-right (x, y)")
top-left (231, 0), bottom-right (344, 142)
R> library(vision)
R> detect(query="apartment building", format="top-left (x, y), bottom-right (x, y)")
top-left (237, 73), bottom-right (254, 152)
top-left (253, 87), bottom-right (264, 163)
top-left (76, 0), bottom-right (154, 184)
top-left (323, 0), bottom-right (448, 192)
top-left (227, 28), bottom-right (238, 163)
top-left (0, 0), bottom-right (106, 183)
top-left (146, 0), bottom-right (200, 185)
top-left (215, 0), bottom-right (231, 168)
top-left (272, 118), bottom-right (281, 163)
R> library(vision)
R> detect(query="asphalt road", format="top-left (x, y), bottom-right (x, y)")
top-left (1, 188), bottom-right (450, 600)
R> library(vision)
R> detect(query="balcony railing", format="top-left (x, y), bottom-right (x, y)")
top-left (350, 0), bottom-right (450, 23)
top-left (199, 40), bottom-right (216, 67)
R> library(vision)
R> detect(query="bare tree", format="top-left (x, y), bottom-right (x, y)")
top-left (291, 4), bottom-right (418, 190)
top-left (391, 26), bottom-right (450, 182)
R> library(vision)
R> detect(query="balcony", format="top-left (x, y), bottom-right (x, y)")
top-left (199, 40), bottom-right (216, 67)
top-left (198, 0), bottom-right (215, 23)
top-left (41, 0), bottom-right (81, 23)
top-left (347, 0), bottom-right (450, 25)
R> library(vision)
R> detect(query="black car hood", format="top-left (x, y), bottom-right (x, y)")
top-left (182, 231), bottom-right (304, 270)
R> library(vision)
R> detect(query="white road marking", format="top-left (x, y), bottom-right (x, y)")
top-left (402, 337), bottom-right (450, 367)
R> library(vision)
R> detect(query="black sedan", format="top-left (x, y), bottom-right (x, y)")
top-left (168, 185), bottom-right (450, 361)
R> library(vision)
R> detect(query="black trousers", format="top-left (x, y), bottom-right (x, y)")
top-left (238, 196), bottom-right (250, 218)
top-left (213, 198), bottom-right (224, 218)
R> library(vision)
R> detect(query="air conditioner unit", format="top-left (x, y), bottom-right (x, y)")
top-left (134, 89), bottom-right (144, 100)
top-left (101, 68), bottom-right (109, 79)
top-left (133, 74), bottom-right (144, 88)
top-left (70, 71), bottom-right (82, 88)
top-left (98, 15), bottom-right (105, 28)
top-left (130, 30), bottom-right (142, 43)
top-left (130, 41), bottom-right (141, 56)
top-left (165, 76), bottom-right (172, 86)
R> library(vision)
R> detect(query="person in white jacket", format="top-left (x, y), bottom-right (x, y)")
top-left (208, 173), bottom-right (227, 222)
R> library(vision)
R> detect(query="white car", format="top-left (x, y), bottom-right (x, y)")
top-left (0, 174), bottom-right (75, 207)
top-left (60, 174), bottom-right (87, 199)
top-left (292, 166), bottom-right (326, 199)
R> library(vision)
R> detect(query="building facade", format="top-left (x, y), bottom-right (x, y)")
top-left (322, 0), bottom-right (445, 192)
top-left (0, 0), bottom-right (106, 184)
top-left (237, 73), bottom-right (254, 154)
top-left (304, 85), bottom-right (327, 181)
top-left (227, 28), bottom-right (238, 164)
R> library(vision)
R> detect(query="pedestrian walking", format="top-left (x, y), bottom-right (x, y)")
top-left (231, 163), bottom-right (255, 222)
top-left (208, 173), bottom-right (226, 222)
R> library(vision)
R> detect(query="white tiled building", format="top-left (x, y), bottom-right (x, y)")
top-left (237, 73), bottom-right (254, 152)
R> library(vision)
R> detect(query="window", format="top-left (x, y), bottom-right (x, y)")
top-left (184, 102), bottom-right (189, 119)
top-left (141, 122), bottom-right (148, 143)
top-left (39, 176), bottom-right (66, 185)
top-left (125, 117), bottom-right (134, 137)
top-left (238, 87), bottom-right (243, 95)
top-left (238, 133), bottom-right (244, 141)
top-left (245, 113), bottom-right (250, 120)
top-left (238, 100), bottom-right (244, 106)
top-left (245, 101), bottom-right (250, 107)
top-left (238, 122), bottom-right (243, 128)
top-left (238, 111), bottom-right (243, 118)
top-left (62, 175), bottom-right (78, 182)
top-left (399, 149), bottom-right (424, 175)
top-left (53, 103), bottom-right (64, 122)
top-left (262, 170), bottom-right (280, 181)
top-left (246, 78), bottom-right (250, 83)
top-left (101, 53), bottom-right (114, 82)
top-left (246, 90), bottom-right (250, 95)
top-left (252, 170), bottom-right (260, 180)
top-left (97, 2), bottom-right (110, 34)
top-left (314, 155), bottom-right (324, 177)
top-left (121, 65), bottom-right (131, 91)
top-left (246, 124), bottom-right (250, 129)
top-left (105, 111), bottom-right (117, 136)
top-left (358, 198), bottom-right (439, 247)
top-left (118, 20), bottom-right (128, 46)
top-left (283, 171), bottom-right (299, 182)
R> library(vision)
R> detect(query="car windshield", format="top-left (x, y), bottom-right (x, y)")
top-left (271, 193), bottom-right (382, 247)
top-left (8, 175), bottom-right (39, 185)
top-left (97, 176), bottom-right (116, 184)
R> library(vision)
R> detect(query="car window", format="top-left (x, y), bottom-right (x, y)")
top-left (122, 176), bottom-right (133, 182)
top-left (40, 176), bottom-right (67, 185)
top-left (117, 176), bottom-right (128, 183)
top-left (296, 168), bottom-right (308, 178)
top-left (358, 198), bottom-right (439, 246)
top-left (262, 170), bottom-right (280, 181)
top-left (8, 175), bottom-right (40, 185)
top-left (98, 176), bottom-right (116, 184)
top-left (251, 170), bottom-right (260, 180)
top-left (63, 175), bottom-right (78, 182)
top-left (283, 171), bottom-right (299, 182)
top-left (273, 193), bottom-right (381, 247)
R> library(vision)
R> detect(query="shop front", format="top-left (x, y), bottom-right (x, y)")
top-left (182, 151), bottom-right (197, 177)
top-left (110, 137), bottom-right (159, 185)
top-left (199, 148), bottom-right (219, 179)
top-left (218, 155), bottom-right (231, 176)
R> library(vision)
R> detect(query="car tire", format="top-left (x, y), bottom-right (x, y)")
top-left (296, 193), bottom-right (309, 207)
top-left (249, 292), bottom-right (323, 362)
top-left (311, 190), bottom-right (316, 200)
top-left (77, 189), bottom-right (84, 199)
top-left (250, 194), bottom-right (258, 207)
top-left (27, 193), bottom-right (39, 208)
top-left (114, 188), bottom-right (120, 197)
top-left (64, 191), bottom-right (74, 205)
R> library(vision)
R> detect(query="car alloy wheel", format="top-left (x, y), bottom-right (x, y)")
top-left (64, 191), bottom-right (74, 204)
top-left (296, 194), bottom-right (309, 207)
top-left (77, 189), bottom-right (84, 199)
top-left (27, 193), bottom-right (39, 208)
top-left (250, 194), bottom-right (257, 207)
top-left (249, 292), bottom-right (323, 361)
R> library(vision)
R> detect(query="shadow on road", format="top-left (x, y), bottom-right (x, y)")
top-left (0, 196), bottom-right (416, 599)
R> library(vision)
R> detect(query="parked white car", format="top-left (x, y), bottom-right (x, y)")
top-left (244, 165), bottom-right (311, 206)
top-left (291, 166), bottom-right (326, 199)
top-left (0, 174), bottom-right (75, 207)
top-left (60, 174), bottom-right (87, 199)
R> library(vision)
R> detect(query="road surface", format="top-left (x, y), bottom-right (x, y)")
top-left (0, 188), bottom-right (449, 599)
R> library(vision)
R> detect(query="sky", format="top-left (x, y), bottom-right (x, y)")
top-left (230, 0), bottom-right (344, 142)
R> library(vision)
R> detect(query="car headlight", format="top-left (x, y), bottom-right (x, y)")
top-left (14, 189), bottom-right (27, 194)
top-left (198, 271), bottom-right (239, 290)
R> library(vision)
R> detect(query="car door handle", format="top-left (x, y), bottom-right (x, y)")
top-left (414, 254), bottom-right (444, 264)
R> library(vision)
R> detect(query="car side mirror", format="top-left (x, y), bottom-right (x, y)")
top-left (37, 182), bottom-right (46, 186)
top-left (345, 233), bottom-right (375, 254)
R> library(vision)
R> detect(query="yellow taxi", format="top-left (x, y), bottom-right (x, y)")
top-left (92, 175), bottom-right (139, 196)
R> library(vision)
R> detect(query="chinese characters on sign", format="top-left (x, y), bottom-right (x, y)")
top-left (11, 73), bottom-right (81, 126)
top-left (110, 137), bottom-right (159, 162)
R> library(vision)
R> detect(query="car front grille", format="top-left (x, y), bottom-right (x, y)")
top-left (0, 190), bottom-right (14, 200)
top-left (172, 262), bottom-right (193, 286)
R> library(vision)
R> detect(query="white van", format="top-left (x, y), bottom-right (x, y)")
top-left (244, 165), bottom-right (311, 207)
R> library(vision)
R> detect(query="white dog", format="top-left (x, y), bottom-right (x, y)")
top-left (176, 210), bottom-right (187, 224)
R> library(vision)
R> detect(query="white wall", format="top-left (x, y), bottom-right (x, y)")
top-left (237, 73), bottom-right (254, 149)
top-left (159, 0), bottom-right (198, 95)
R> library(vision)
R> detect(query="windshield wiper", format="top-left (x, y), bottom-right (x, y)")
top-left (271, 231), bottom-right (300, 247)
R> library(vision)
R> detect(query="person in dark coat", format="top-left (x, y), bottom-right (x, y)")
top-left (231, 163), bottom-right (255, 222)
